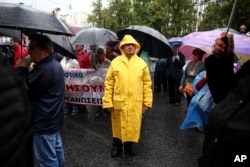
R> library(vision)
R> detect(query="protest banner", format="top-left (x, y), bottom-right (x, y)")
top-left (63, 68), bottom-right (108, 106)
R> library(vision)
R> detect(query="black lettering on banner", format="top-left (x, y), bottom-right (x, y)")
top-left (64, 71), bottom-right (84, 78)
top-left (64, 97), bottom-right (102, 104)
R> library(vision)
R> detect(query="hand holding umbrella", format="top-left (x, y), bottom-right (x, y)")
top-left (212, 32), bottom-right (234, 57)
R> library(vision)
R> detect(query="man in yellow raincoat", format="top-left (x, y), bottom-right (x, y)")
top-left (102, 34), bottom-right (153, 157)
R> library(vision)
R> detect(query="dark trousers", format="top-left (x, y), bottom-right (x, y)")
top-left (112, 138), bottom-right (122, 148)
top-left (168, 76), bottom-right (181, 102)
top-left (186, 94), bottom-right (193, 107)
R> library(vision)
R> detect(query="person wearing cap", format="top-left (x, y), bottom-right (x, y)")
top-left (166, 44), bottom-right (186, 106)
top-left (102, 34), bottom-right (153, 157)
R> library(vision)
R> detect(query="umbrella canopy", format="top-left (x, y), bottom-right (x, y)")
top-left (117, 25), bottom-right (173, 58)
top-left (0, 3), bottom-right (73, 36)
top-left (0, 28), bottom-right (75, 58)
top-left (0, 28), bottom-right (25, 39)
top-left (179, 28), bottom-right (250, 60)
top-left (68, 26), bottom-right (83, 34)
top-left (168, 37), bottom-right (183, 47)
top-left (179, 44), bottom-right (211, 61)
top-left (70, 27), bottom-right (118, 46)
top-left (48, 34), bottom-right (75, 58)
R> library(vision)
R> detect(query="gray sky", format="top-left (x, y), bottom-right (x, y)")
top-left (0, 0), bottom-right (108, 14)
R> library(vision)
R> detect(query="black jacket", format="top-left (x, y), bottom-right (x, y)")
top-left (166, 52), bottom-right (185, 80)
top-left (16, 54), bottom-right (65, 134)
top-left (205, 54), bottom-right (235, 104)
top-left (0, 56), bottom-right (33, 167)
top-left (199, 55), bottom-right (250, 167)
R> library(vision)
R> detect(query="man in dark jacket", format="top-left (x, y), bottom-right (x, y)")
top-left (199, 33), bottom-right (250, 167)
top-left (0, 56), bottom-right (33, 167)
top-left (16, 34), bottom-right (65, 167)
top-left (166, 44), bottom-right (185, 106)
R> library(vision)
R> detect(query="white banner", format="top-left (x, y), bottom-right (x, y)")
top-left (63, 68), bottom-right (108, 106)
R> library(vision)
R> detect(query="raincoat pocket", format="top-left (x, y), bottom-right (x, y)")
top-left (113, 95), bottom-right (124, 110)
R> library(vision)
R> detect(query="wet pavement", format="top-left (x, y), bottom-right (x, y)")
top-left (61, 90), bottom-right (204, 167)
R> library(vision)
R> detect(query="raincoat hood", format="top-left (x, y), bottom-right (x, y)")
top-left (119, 35), bottom-right (141, 54)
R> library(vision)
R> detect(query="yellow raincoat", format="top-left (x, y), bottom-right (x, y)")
top-left (102, 35), bottom-right (153, 142)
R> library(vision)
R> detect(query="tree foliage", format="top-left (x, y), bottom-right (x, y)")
top-left (88, 0), bottom-right (196, 37)
top-left (200, 0), bottom-right (250, 32)
top-left (87, 0), bottom-right (250, 38)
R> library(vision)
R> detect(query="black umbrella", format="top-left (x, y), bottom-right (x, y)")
top-left (117, 25), bottom-right (173, 58)
top-left (0, 28), bottom-right (24, 39)
top-left (0, 3), bottom-right (73, 36)
top-left (0, 28), bottom-right (75, 58)
top-left (70, 27), bottom-right (118, 46)
top-left (48, 34), bottom-right (75, 58)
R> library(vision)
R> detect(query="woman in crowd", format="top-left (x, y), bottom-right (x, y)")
top-left (179, 48), bottom-right (206, 107)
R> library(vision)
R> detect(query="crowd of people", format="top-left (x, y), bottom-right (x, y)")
top-left (1, 23), bottom-right (250, 166)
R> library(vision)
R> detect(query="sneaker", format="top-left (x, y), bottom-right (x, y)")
top-left (71, 110), bottom-right (79, 115)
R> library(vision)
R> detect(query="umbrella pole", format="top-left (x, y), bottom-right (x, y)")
top-left (221, 0), bottom-right (238, 53)
top-left (226, 0), bottom-right (238, 33)
top-left (21, 29), bottom-right (23, 57)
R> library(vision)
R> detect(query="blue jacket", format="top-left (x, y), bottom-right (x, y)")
top-left (16, 54), bottom-right (65, 134)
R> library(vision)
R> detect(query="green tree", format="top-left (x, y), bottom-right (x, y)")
top-left (164, 0), bottom-right (196, 36)
top-left (199, 0), bottom-right (250, 32)
top-left (88, 0), bottom-right (136, 32)
top-left (87, 0), bottom-right (103, 27)
top-left (132, 0), bottom-right (196, 37)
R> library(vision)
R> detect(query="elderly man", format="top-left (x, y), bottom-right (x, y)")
top-left (102, 35), bottom-right (153, 157)
top-left (15, 34), bottom-right (65, 167)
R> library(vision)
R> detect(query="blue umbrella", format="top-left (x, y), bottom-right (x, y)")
top-left (168, 37), bottom-right (182, 47)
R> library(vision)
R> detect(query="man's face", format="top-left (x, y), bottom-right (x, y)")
top-left (28, 40), bottom-right (48, 63)
top-left (122, 44), bottom-right (136, 57)
top-left (9, 40), bottom-right (17, 49)
top-left (96, 48), bottom-right (105, 61)
top-left (172, 45), bottom-right (179, 55)
top-left (75, 45), bottom-right (83, 54)
top-left (106, 45), bottom-right (112, 53)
